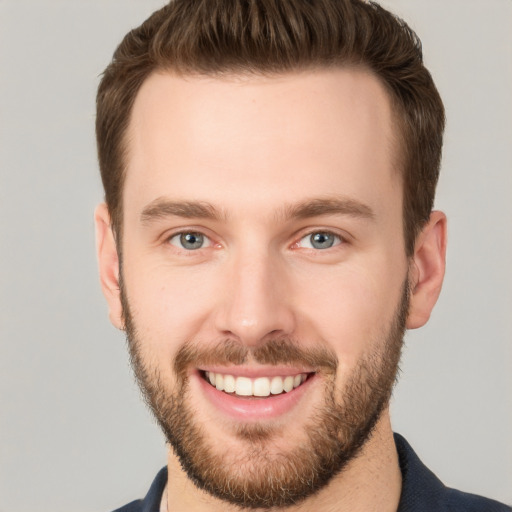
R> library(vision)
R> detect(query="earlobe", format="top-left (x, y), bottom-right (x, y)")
top-left (94, 203), bottom-right (124, 330)
top-left (406, 211), bottom-right (447, 329)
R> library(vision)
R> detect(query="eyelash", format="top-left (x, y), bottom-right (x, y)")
top-left (165, 229), bottom-right (346, 253)
top-left (294, 230), bottom-right (344, 251)
top-left (167, 231), bottom-right (214, 251)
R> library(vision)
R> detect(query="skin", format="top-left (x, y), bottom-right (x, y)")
top-left (96, 68), bottom-right (446, 512)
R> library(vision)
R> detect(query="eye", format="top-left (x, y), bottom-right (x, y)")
top-left (168, 232), bottom-right (211, 250)
top-left (297, 231), bottom-right (342, 250)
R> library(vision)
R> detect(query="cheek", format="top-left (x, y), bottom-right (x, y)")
top-left (293, 261), bottom-right (405, 369)
top-left (122, 258), bottom-right (221, 360)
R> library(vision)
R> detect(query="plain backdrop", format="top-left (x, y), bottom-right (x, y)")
top-left (0, 1), bottom-right (511, 511)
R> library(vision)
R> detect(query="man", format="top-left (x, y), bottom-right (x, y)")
top-left (94, 0), bottom-right (511, 511)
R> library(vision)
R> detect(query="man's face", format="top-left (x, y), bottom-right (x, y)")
top-left (116, 68), bottom-right (410, 507)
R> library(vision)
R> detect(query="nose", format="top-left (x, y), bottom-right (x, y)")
top-left (214, 247), bottom-right (296, 346)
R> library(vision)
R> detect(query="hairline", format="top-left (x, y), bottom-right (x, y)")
top-left (113, 63), bottom-right (409, 254)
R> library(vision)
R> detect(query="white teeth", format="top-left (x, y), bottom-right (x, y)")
top-left (223, 374), bottom-right (236, 393)
top-left (283, 376), bottom-right (294, 393)
top-left (205, 371), bottom-right (308, 397)
top-left (235, 376), bottom-right (253, 396)
top-left (215, 373), bottom-right (224, 391)
top-left (270, 376), bottom-right (284, 395)
top-left (253, 377), bottom-right (271, 397)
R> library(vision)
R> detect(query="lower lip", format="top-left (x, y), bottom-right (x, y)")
top-left (195, 372), bottom-right (315, 421)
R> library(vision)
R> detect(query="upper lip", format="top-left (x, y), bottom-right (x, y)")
top-left (197, 365), bottom-right (315, 378)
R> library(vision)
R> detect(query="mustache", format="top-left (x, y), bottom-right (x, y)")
top-left (173, 338), bottom-right (338, 379)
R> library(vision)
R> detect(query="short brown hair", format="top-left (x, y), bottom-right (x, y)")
top-left (96, 0), bottom-right (445, 256)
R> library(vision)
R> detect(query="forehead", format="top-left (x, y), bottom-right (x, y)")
top-left (124, 68), bottom-right (399, 220)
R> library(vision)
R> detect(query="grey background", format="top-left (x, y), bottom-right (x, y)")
top-left (0, 1), bottom-right (510, 510)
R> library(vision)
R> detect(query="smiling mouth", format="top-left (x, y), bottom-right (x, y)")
top-left (203, 371), bottom-right (311, 398)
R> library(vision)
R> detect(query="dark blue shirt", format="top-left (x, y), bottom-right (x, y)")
top-left (112, 434), bottom-right (511, 511)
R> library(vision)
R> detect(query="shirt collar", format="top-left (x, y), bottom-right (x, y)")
top-left (394, 432), bottom-right (447, 511)
top-left (138, 434), bottom-right (447, 512)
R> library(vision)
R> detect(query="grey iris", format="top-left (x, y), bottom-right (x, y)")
top-left (180, 232), bottom-right (204, 250)
top-left (310, 232), bottom-right (335, 249)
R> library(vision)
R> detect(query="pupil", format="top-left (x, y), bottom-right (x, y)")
top-left (181, 232), bottom-right (203, 249)
top-left (311, 232), bottom-right (333, 249)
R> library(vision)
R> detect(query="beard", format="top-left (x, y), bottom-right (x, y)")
top-left (121, 278), bottom-right (409, 509)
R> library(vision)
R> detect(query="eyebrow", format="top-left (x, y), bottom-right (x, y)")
top-left (140, 198), bottom-right (226, 224)
top-left (278, 197), bottom-right (375, 222)
top-left (140, 196), bottom-right (375, 225)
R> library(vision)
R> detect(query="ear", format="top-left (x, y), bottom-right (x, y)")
top-left (94, 203), bottom-right (124, 330)
top-left (406, 211), bottom-right (447, 329)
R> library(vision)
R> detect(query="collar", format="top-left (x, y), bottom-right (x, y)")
top-left (394, 433), bottom-right (446, 511)
top-left (131, 434), bottom-right (508, 512)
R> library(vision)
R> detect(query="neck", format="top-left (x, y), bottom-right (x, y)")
top-left (165, 410), bottom-right (402, 512)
